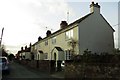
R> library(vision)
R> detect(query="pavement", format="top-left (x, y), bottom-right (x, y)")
top-left (51, 71), bottom-right (64, 78)
top-left (2, 61), bottom-right (65, 80)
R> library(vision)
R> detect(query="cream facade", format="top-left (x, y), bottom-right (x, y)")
top-left (31, 25), bottom-right (79, 60)
top-left (31, 2), bottom-right (115, 61)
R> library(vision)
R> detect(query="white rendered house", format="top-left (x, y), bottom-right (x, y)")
top-left (31, 2), bottom-right (115, 61)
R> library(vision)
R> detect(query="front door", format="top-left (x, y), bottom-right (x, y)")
top-left (54, 53), bottom-right (56, 60)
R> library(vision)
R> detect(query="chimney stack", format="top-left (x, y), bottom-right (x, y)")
top-left (38, 36), bottom-right (42, 41)
top-left (90, 2), bottom-right (100, 14)
top-left (29, 43), bottom-right (32, 47)
top-left (46, 30), bottom-right (51, 37)
top-left (21, 47), bottom-right (23, 51)
top-left (25, 45), bottom-right (27, 50)
top-left (60, 21), bottom-right (68, 29)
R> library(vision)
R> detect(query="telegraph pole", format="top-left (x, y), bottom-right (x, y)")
top-left (0, 27), bottom-right (4, 47)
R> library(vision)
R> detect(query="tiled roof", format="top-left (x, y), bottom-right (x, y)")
top-left (31, 13), bottom-right (93, 46)
top-left (47, 13), bottom-right (93, 38)
top-left (68, 12), bottom-right (93, 26)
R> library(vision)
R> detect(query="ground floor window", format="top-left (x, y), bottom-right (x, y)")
top-left (65, 50), bottom-right (72, 60)
top-left (44, 53), bottom-right (48, 59)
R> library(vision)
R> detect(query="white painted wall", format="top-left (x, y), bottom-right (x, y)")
top-left (25, 52), bottom-right (31, 60)
top-left (79, 13), bottom-right (114, 54)
top-left (58, 51), bottom-right (65, 60)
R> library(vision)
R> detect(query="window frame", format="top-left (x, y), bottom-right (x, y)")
top-left (45, 40), bottom-right (48, 46)
top-left (52, 37), bottom-right (56, 44)
top-left (65, 50), bottom-right (72, 60)
top-left (65, 29), bottom-right (73, 40)
top-left (44, 53), bottom-right (48, 60)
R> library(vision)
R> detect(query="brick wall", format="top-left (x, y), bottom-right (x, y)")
top-left (18, 60), bottom-right (56, 73)
top-left (37, 60), bottom-right (50, 72)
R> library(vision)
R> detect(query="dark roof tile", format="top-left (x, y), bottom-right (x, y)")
top-left (39, 50), bottom-right (43, 53)
top-left (55, 47), bottom-right (63, 51)
top-left (32, 13), bottom-right (93, 46)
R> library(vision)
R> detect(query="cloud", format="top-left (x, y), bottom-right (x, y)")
top-left (65, 0), bottom-right (119, 2)
top-left (0, 0), bottom-right (118, 54)
top-left (0, 0), bottom-right (74, 54)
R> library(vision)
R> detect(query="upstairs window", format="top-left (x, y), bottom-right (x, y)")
top-left (35, 45), bottom-right (37, 50)
top-left (45, 40), bottom-right (48, 46)
top-left (52, 37), bottom-right (56, 44)
top-left (65, 29), bottom-right (73, 40)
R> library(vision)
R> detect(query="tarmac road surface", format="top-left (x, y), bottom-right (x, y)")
top-left (2, 61), bottom-right (54, 80)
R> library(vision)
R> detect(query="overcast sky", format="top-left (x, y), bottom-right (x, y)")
top-left (0, 0), bottom-right (119, 54)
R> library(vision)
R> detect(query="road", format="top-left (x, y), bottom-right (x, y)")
top-left (2, 61), bottom-right (54, 80)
